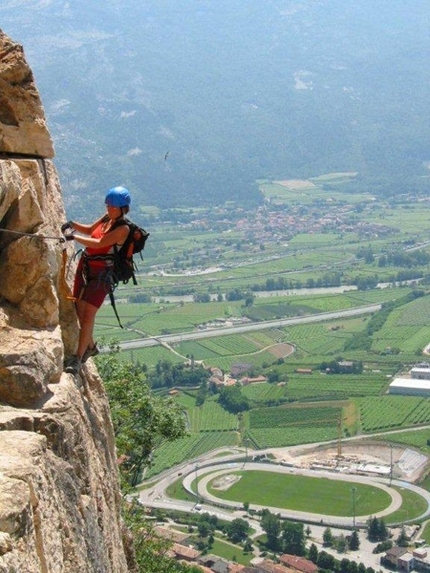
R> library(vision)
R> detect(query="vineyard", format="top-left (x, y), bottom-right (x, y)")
top-left (179, 334), bottom-right (262, 357)
top-left (247, 425), bottom-right (338, 449)
top-left (378, 428), bottom-right (430, 452)
top-left (241, 382), bottom-right (288, 403)
top-left (249, 404), bottom-right (342, 429)
top-left (285, 373), bottom-right (388, 401)
top-left (189, 397), bottom-right (238, 432)
top-left (359, 396), bottom-right (430, 432)
top-left (146, 431), bottom-right (239, 478)
top-left (245, 404), bottom-right (342, 449)
top-left (279, 319), bottom-right (366, 357)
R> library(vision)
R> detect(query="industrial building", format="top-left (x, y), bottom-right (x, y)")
top-left (388, 378), bottom-right (430, 397)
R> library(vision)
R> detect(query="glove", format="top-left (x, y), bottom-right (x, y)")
top-left (61, 221), bottom-right (74, 233)
top-left (64, 234), bottom-right (75, 241)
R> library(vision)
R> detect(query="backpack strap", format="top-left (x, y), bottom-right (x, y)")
top-left (108, 289), bottom-right (124, 329)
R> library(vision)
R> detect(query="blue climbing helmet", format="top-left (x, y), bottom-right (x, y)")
top-left (105, 186), bottom-right (131, 208)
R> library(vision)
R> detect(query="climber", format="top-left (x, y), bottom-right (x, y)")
top-left (62, 186), bottom-right (131, 376)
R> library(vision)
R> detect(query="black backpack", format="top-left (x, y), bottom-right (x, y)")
top-left (112, 218), bottom-right (150, 285)
top-left (107, 218), bottom-right (150, 327)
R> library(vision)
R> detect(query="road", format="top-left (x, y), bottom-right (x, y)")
top-left (118, 303), bottom-right (381, 350)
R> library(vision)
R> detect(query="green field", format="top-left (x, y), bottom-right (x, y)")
top-left (207, 470), bottom-right (392, 516)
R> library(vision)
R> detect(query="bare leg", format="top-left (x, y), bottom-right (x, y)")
top-left (75, 299), bottom-right (98, 358)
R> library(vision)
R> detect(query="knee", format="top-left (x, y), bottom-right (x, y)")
top-left (80, 303), bottom-right (99, 324)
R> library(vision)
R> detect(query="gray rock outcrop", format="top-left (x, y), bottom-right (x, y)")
top-left (0, 30), bottom-right (133, 572)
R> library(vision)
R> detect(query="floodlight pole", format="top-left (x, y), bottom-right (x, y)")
top-left (390, 444), bottom-right (393, 486)
top-left (351, 486), bottom-right (357, 529)
top-left (195, 464), bottom-right (199, 503)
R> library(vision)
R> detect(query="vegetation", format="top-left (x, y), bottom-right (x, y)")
top-left (97, 346), bottom-right (188, 487)
top-left (207, 471), bottom-right (392, 516)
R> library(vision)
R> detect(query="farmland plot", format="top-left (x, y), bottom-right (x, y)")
top-left (396, 295), bottom-right (430, 326)
top-left (286, 374), bottom-right (386, 401)
top-left (146, 431), bottom-right (238, 478)
top-left (372, 325), bottom-right (430, 353)
top-left (189, 398), bottom-right (238, 432)
top-left (248, 425), bottom-right (338, 449)
top-left (242, 383), bottom-right (288, 403)
top-left (249, 404), bottom-right (342, 429)
top-left (358, 396), bottom-right (430, 432)
top-left (378, 428), bottom-right (430, 451)
top-left (121, 346), bottom-right (185, 367)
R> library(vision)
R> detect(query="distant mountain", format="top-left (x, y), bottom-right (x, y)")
top-left (2, 0), bottom-right (430, 218)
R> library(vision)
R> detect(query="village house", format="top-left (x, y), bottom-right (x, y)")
top-left (240, 375), bottom-right (268, 385)
top-left (168, 542), bottom-right (201, 563)
top-left (279, 554), bottom-right (318, 573)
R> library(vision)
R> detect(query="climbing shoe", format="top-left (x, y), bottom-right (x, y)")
top-left (82, 343), bottom-right (100, 363)
top-left (64, 355), bottom-right (82, 376)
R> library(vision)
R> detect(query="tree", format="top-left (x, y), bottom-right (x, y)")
top-left (323, 527), bottom-right (334, 547)
top-left (218, 385), bottom-right (250, 413)
top-left (227, 518), bottom-right (250, 543)
top-left (367, 517), bottom-right (389, 542)
top-left (349, 529), bottom-right (360, 551)
top-left (397, 526), bottom-right (409, 547)
top-left (97, 349), bottom-right (187, 487)
top-left (198, 521), bottom-right (210, 538)
top-left (347, 561), bottom-right (358, 573)
top-left (282, 520), bottom-right (305, 556)
top-left (340, 557), bottom-right (350, 573)
top-left (308, 543), bottom-right (318, 563)
top-left (260, 510), bottom-right (281, 551)
top-left (317, 550), bottom-right (335, 571)
top-left (337, 534), bottom-right (347, 553)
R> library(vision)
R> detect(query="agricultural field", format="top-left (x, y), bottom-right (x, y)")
top-left (245, 404), bottom-right (343, 449)
top-left (377, 428), bottom-right (430, 454)
top-left (247, 425), bottom-right (338, 449)
top-left (358, 396), bottom-right (430, 432)
top-left (370, 295), bottom-right (430, 353)
top-left (146, 431), bottom-right (239, 478)
top-left (188, 397), bottom-right (238, 432)
top-left (249, 404), bottom-right (342, 429)
top-left (241, 382), bottom-right (288, 404)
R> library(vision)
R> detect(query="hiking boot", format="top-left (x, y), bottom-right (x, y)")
top-left (82, 343), bottom-right (100, 363)
top-left (64, 355), bottom-right (82, 376)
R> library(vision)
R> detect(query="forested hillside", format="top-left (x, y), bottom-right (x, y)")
top-left (2, 0), bottom-right (430, 217)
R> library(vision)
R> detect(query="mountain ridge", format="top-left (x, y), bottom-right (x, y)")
top-left (2, 1), bottom-right (430, 218)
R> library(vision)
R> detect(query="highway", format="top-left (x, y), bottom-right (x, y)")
top-left (118, 303), bottom-right (381, 350)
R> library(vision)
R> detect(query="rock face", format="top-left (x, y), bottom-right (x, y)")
top-left (0, 32), bottom-right (133, 572)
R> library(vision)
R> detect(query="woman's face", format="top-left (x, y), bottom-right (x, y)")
top-left (106, 204), bottom-right (122, 219)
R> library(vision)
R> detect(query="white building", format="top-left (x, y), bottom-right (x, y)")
top-left (411, 367), bottom-right (430, 380)
top-left (389, 378), bottom-right (430, 397)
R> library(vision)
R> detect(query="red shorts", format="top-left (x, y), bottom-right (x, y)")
top-left (73, 257), bottom-right (113, 309)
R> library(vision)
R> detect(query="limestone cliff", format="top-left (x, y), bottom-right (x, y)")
top-left (0, 31), bottom-right (133, 572)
